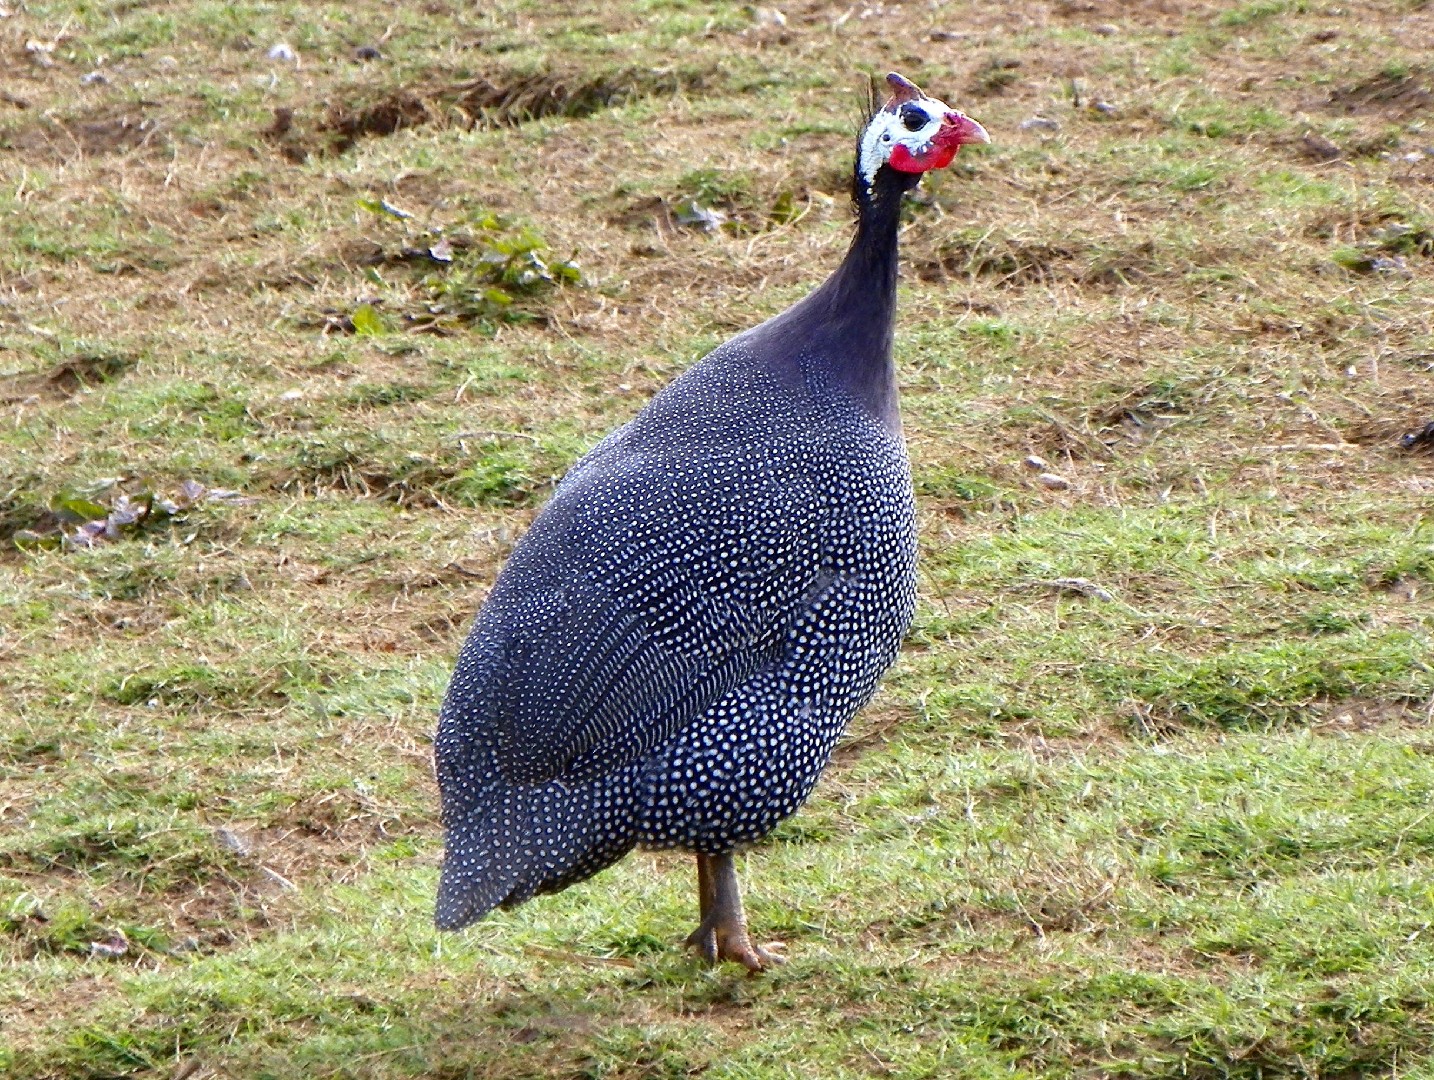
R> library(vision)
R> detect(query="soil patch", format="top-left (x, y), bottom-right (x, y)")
top-left (274, 66), bottom-right (715, 159)
top-left (1, 104), bottom-right (166, 162)
top-left (0, 352), bottom-right (135, 405)
top-left (1326, 69), bottom-right (1434, 118)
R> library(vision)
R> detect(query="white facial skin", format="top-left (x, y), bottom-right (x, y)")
top-left (858, 95), bottom-right (956, 190)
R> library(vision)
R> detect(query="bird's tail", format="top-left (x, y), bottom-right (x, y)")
top-left (434, 787), bottom-right (528, 931)
top-left (434, 772), bottom-right (638, 931)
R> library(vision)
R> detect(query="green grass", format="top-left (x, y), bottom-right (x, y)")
top-left (3, 0), bottom-right (1434, 1076)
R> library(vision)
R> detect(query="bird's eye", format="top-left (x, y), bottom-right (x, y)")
top-left (900, 106), bottom-right (928, 132)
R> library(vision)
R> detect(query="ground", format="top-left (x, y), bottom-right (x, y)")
top-left (1, 1), bottom-right (1433, 1077)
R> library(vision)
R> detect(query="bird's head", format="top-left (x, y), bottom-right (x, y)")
top-left (857, 72), bottom-right (989, 195)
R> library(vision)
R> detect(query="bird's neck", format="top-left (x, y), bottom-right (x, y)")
top-left (798, 166), bottom-right (917, 429)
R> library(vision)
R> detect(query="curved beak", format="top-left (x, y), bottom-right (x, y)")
top-left (942, 110), bottom-right (991, 147)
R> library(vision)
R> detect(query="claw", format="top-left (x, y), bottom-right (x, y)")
top-left (684, 921), bottom-right (785, 973)
top-left (684, 922), bottom-right (719, 964)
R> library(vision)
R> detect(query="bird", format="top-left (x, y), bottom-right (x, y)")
top-left (434, 72), bottom-right (989, 971)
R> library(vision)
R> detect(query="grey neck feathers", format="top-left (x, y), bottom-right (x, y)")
top-left (754, 163), bottom-right (919, 431)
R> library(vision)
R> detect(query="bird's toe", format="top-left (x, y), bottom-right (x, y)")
top-left (723, 932), bottom-right (786, 974)
top-left (684, 923), bottom-right (720, 964)
top-left (688, 921), bottom-right (786, 973)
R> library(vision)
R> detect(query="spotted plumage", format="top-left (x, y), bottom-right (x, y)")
top-left (435, 74), bottom-right (988, 966)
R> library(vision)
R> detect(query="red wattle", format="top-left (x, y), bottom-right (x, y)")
top-left (889, 142), bottom-right (958, 174)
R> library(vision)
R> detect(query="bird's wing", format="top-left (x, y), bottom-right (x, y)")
top-left (443, 431), bottom-right (823, 787)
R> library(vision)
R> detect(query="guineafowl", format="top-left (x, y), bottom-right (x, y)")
top-left (435, 73), bottom-right (988, 970)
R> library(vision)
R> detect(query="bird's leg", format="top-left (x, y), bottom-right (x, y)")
top-left (683, 853), bottom-right (717, 959)
top-left (694, 851), bottom-right (716, 924)
top-left (683, 853), bottom-right (786, 972)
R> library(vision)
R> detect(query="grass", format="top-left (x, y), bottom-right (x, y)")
top-left (2, 0), bottom-right (1433, 1077)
